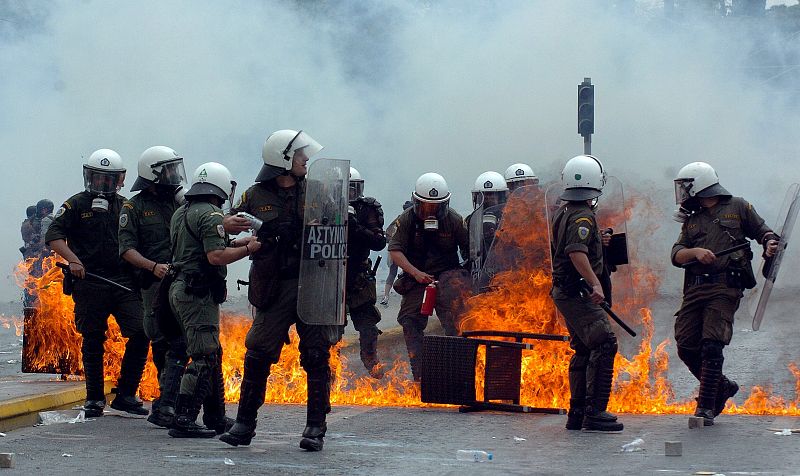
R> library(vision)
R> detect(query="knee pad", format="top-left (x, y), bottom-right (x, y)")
top-left (700, 339), bottom-right (724, 361)
top-left (599, 335), bottom-right (618, 357)
top-left (189, 352), bottom-right (219, 370)
top-left (300, 348), bottom-right (329, 371)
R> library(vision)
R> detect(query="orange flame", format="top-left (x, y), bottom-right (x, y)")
top-left (12, 189), bottom-right (800, 414)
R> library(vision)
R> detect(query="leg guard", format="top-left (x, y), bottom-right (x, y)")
top-left (400, 322), bottom-right (424, 381)
top-left (202, 349), bottom-right (234, 435)
top-left (695, 339), bottom-right (724, 425)
top-left (219, 350), bottom-right (272, 447)
top-left (300, 348), bottom-right (330, 451)
top-left (148, 339), bottom-right (187, 427)
top-left (151, 339), bottom-right (168, 381)
top-left (566, 348), bottom-right (589, 431)
top-left (583, 335), bottom-right (623, 432)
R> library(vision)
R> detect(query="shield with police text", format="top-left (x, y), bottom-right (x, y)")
top-left (297, 158), bottom-right (350, 325)
top-left (750, 182), bottom-right (800, 330)
top-left (545, 176), bottom-right (633, 311)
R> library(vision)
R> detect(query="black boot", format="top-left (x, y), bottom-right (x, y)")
top-left (220, 351), bottom-right (270, 447)
top-left (583, 345), bottom-right (622, 432)
top-left (83, 399), bottom-right (106, 418)
top-left (695, 358), bottom-right (723, 426)
top-left (113, 331), bottom-right (149, 416)
top-left (202, 350), bottom-right (234, 435)
top-left (566, 398), bottom-right (585, 431)
top-left (169, 394), bottom-right (216, 438)
top-left (714, 375), bottom-right (739, 417)
top-left (300, 368), bottom-right (329, 451)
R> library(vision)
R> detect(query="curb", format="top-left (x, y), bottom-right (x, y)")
top-left (0, 381), bottom-right (113, 422)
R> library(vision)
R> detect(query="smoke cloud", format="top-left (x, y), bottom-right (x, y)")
top-left (3, 0), bottom-right (799, 301)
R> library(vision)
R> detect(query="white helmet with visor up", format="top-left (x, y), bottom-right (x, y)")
top-left (673, 161), bottom-right (730, 205)
top-left (131, 146), bottom-right (187, 192)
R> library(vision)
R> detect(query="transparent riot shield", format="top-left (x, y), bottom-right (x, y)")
top-left (297, 158), bottom-right (349, 326)
top-left (750, 183), bottom-right (800, 330)
top-left (479, 185), bottom-right (548, 291)
top-left (544, 176), bottom-right (634, 311)
top-left (468, 194), bottom-right (484, 289)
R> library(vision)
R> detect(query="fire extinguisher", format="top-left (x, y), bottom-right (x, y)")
top-left (420, 281), bottom-right (438, 316)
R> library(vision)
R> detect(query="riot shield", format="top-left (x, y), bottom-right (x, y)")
top-left (468, 194), bottom-right (484, 289)
top-left (751, 183), bottom-right (800, 331)
top-left (297, 158), bottom-right (349, 326)
top-left (478, 185), bottom-right (546, 291)
top-left (544, 177), bottom-right (634, 311)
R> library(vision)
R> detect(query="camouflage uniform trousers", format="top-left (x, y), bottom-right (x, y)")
top-left (72, 279), bottom-right (148, 400)
top-left (397, 268), bottom-right (470, 380)
top-left (551, 286), bottom-right (615, 406)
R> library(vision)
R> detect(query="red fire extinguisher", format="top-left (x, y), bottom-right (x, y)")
top-left (420, 281), bottom-right (438, 316)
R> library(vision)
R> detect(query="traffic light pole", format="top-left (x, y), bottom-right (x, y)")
top-left (584, 135), bottom-right (591, 155)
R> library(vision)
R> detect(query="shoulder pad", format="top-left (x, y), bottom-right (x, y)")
top-left (361, 196), bottom-right (382, 208)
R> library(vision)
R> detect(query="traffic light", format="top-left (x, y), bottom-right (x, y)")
top-left (577, 79), bottom-right (594, 137)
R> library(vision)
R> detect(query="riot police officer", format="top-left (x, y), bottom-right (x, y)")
top-left (465, 171), bottom-right (509, 272)
top-left (346, 167), bottom-right (387, 378)
top-left (119, 146), bottom-right (188, 428)
top-left (504, 163), bottom-right (539, 192)
top-left (388, 173), bottom-right (470, 381)
top-left (672, 162), bottom-right (778, 425)
top-left (221, 129), bottom-right (337, 452)
top-left (167, 162), bottom-right (259, 438)
top-left (549, 155), bottom-right (623, 432)
top-left (45, 149), bottom-right (150, 418)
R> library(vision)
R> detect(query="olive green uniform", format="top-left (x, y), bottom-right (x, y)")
top-left (45, 191), bottom-right (148, 403)
top-left (387, 207), bottom-right (470, 380)
top-left (549, 201), bottom-right (617, 416)
top-left (118, 192), bottom-right (180, 371)
top-left (346, 196), bottom-right (386, 372)
top-left (671, 196), bottom-right (772, 415)
top-left (169, 201), bottom-right (227, 413)
top-left (118, 190), bottom-right (186, 420)
top-left (228, 180), bottom-right (338, 440)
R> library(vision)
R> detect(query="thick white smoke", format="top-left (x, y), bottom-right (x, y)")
top-left (2, 0), bottom-right (799, 301)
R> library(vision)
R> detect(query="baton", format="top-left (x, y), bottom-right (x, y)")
top-left (371, 256), bottom-right (382, 275)
top-left (580, 281), bottom-right (637, 337)
top-left (680, 242), bottom-right (751, 268)
top-left (55, 262), bottom-right (134, 293)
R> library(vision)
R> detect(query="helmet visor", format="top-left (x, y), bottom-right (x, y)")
top-left (414, 199), bottom-right (449, 220)
top-left (349, 181), bottom-right (364, 201)
top-left (84, 167), bottom-right (123, 195)
top-left (674, 179), bottom-right (693, 205)
top-left (508, 178), bottom-right (539, 192)
top-left (155, 159), bottom-right (187, 186)
top-left (482, 191), bottom-right (507, 208)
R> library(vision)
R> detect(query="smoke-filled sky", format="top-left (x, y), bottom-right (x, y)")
top-left (2, 0), bottom-right (800, 302)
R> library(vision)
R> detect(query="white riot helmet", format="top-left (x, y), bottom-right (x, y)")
top-left (504, 163), bottom-right (539, 191)
top-left (673, 162), bottom-right (730, 205)
top-left (412, 172), bottom-right (450, 230)
top-left (559, 155), bottom-right (606, 201)
top-left (184, 162), bottom-right (236, 203)
top-left (472, 171), bottom-right (508, 209)
top-left (349, 166), bottom-right (364, 202)
top-left (83, 149), bottom-right (126, 197)
top-left (131, 146), bottom-right (187, 192)
top-left (257, 129), bottom-right (323, 182)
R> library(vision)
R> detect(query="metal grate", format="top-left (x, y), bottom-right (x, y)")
top-left (420, 335), bottom-right (477, 405)
top-left (484, 345), bottom-right (521, 403)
